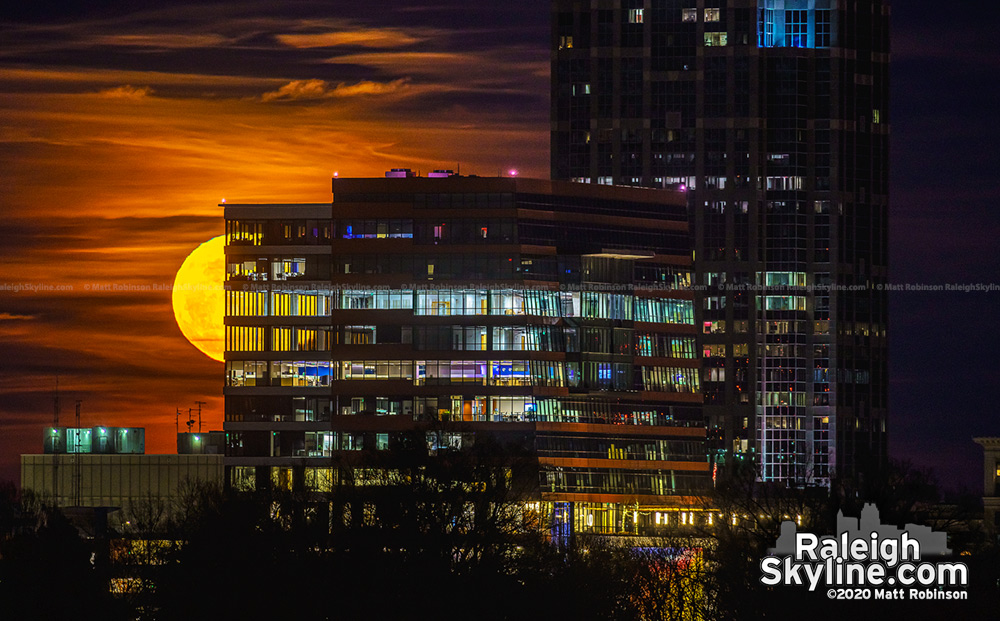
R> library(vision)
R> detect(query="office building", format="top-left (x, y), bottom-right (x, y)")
top-left (551, 0), bottom-right (889, 486)
top-left (223, 173), bottom-right (710, 533)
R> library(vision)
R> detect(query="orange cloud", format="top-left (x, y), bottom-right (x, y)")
top-left (96, 85), bottom-right (154, 99)
top-left (260, 78), bottom-right (412, 102)
top-left (276, 28), bottom-right (428, 49)
top-left (332, 78), bottom-right (411, 97)
top-left (0, 313), bottom-right (35, 321)
top-left (260, 79), bottom-right (330, 101)
top-left (90, 34), bottom-right (230, 49)
top-left (323, 48), bottom-right (550, 90)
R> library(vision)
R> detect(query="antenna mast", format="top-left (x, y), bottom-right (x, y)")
top-left (73, 400), bottom-right (82, 506)
top-left (51, 377), bottom-right (61, 501)
top-left (53, 376), bottom-right (60, 427)
top-left (195, 401), bottom-right (206, 433)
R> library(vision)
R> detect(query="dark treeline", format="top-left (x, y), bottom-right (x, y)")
top-left (1, 446), bottom-right (998, 621)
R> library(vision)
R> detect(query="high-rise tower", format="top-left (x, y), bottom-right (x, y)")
top-left (551, 1), bottom-right (889, 486)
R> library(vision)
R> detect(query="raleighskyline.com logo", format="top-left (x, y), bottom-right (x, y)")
top-left (760, 504), bottom-right (968, 600)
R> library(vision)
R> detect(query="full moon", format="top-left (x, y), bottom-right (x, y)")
top-left (172, 235), bottom-right (225, 362)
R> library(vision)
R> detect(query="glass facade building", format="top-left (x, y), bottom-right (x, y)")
top-left (551, 0), bottom-right (889, 486)
top-left (223, 175), bottom-right (710, 532)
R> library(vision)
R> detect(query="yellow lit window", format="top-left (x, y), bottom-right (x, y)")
top-left (299, 294), bottom-right (318, 316)
top-left (273, 292), bottom-right (290, 316)
top-left (704, 32), bottom-right (728, 46)
top-left (271, 467), bottom-right (293, 491)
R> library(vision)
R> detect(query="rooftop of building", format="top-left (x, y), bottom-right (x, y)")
top-left (220, 172), bottom-right (688, 211)
top-left (332, 172), bottom-right (688, 206)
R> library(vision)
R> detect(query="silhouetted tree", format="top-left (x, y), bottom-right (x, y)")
top-left (0, 486), bottom-right (128, 619)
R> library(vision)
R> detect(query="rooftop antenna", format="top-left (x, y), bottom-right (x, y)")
top-left (195, 401), bottom-right (206, 433)
top-left (51, 377), bottom-right (61, 498)
top-left (53, 376), bottom-right (60, 427)
top-left (73, 400), bottom-right (82, 506)
top-left (186, 408), bottom-right (195, 433)
top-left (175, 407), bottom-right (182, 434)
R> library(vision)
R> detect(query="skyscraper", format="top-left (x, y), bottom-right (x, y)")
top-left (551, 0), bottom-right (889, 486)
top-left (223, 174), bottom-right (711, 533)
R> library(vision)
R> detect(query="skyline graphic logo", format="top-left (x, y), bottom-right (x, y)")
top-left (760, 504), bottom-right (969, 601)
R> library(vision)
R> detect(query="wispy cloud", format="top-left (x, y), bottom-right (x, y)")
top-left (260, 78), bottom-right (411, 102)
top-left (323, 48), bottom-right (549, 87)
top-left (0, 313), bottom-right (35, 321)
top-left (332, 78), bottom-right (411, 97)
top-left (96, 84), bottom-right (153, 99)
top-left (260, 79), bottom-right (330, 101)
top-left (276, 28), bottom-right (432, 49)
top-left (90, 33), bottom-right (231, 49)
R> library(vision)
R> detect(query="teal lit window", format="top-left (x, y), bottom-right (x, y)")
top-left (785, 10), bottom-right (807, 47)
top-left (758, 8), bottom-right (775, 46)
top-left (757, 2), bottom-right (835, 49)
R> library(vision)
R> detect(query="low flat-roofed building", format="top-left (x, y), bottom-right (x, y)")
top-left (21, 427), bottom-right (223, 525)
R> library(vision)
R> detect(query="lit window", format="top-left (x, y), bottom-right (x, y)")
top-left (271, 467), bottom-right (293, 491)
top-left (629, 9), bottom-right (643, 24)
top-left (704, 344), bottom-right (726, 357)
top-left (703, 321), bottom-right (726, 334)
top-left (682, 8), bottom-right (697, 22)
top-left (597, 363), bottom-right (611, 381)
top-left (785, 10), bottom-right (807, 48)
top-left (872, 109), bottom-right (881, 124)
top-left (558, 35), bottom-right (573, 50)
top-left (758, 8), bottom-right (775, 47)
top-left (704, 32), bottom-right (727, 46)
top-left (705, 8), bottom-right (720, 22)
